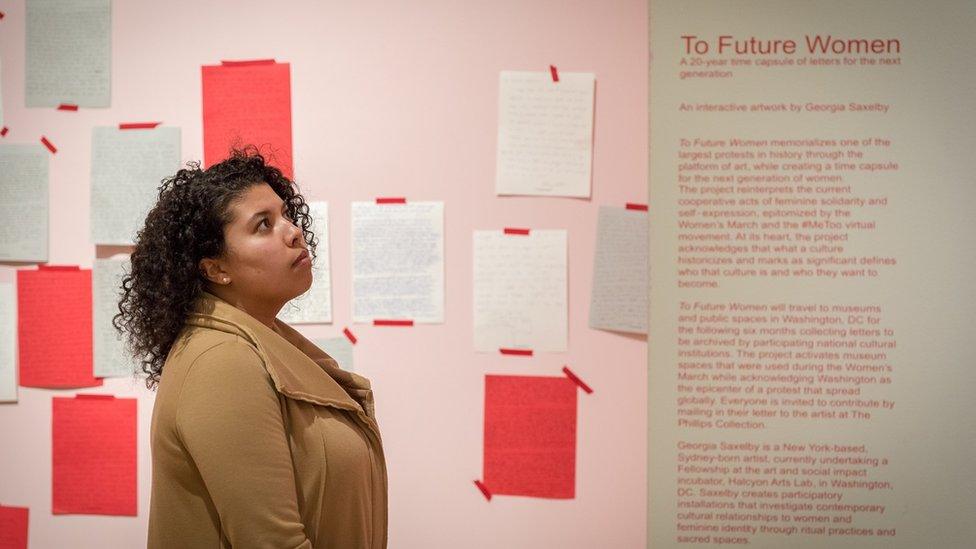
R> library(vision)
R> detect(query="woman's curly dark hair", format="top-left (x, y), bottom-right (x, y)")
top-left (113, 146), bottom-right (317, 390)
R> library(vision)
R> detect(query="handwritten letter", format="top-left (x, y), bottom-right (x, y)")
top-left (26, 0), bottom-right (111, 107)
top-left (0, 145), bottom-right (49, 262)
top-left (589, 206), bottom-right (648, 334)
top-left (280, 202), bottom-right (332, 324)
top-left (313, 336), bottom-right (354, 372)
top-left (473, 230), bottom-right (567, 352)
top-left (0, 284), bottom-right (16, 402)
top-left (90, 126), bottom-right (180, 245)
top-left (351, 202), bottom-right (444, 323)
top-left (93, 258), bottom-right (138, 378)
top-left (496, 71), bottom-right (595, 197)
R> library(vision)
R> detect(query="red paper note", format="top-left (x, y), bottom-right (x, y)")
top-left (482, 374), bottom-right (577, 498)
top-left (202, 60), bottom-right (293, 178)
top-left (17, 266), bottom-right (101, 388)
top-left (52, 395), bottom-right (137, 515)
top-left (0, 505), bottom-right (28, 549)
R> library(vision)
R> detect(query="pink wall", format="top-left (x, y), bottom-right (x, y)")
top-left (0, 0), bottom-right (648, 547)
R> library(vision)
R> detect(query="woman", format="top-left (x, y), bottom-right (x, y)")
top-left (114, 148), bottom-right (388, 548)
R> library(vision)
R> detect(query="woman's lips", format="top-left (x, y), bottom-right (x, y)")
top-left (292, 249), bottom-right (310, 267)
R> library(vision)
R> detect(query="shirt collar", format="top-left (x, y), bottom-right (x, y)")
top-left (185, 291), bottom-right (376, 420)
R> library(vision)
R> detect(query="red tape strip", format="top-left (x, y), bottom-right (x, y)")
top-left (0, 127), bottom-right (8, 137)
top-left (38, 265), bottom-right (80, 271)
top-left (503, 228), bottom-right (530, 235)
top-left (374, 319), bottom-right (414, 327)
top-left (221, 59), bottom-right (275, 66)
top-left (40, 136), bottom-right (57, 154)
top-left (76, 394), bottom-right (115, 400)
top-left (562, 366), bottom-right (593, 394)
top-left (376, 197), bottom-right (407, 204)
top-left (550, 65), bottom-right (559, 82)
top-left (499, 348), bottom-right (533, 356)
top-left (626, 203), bottom-right (648, 211)
top-left (57, 104), bottom-right (78, 111)
top-left (119, 122), bottom-right (161, 130)
top-left (343, 327), bottom-right (358, 344)
top-left (474, 480), bottom-right (492, 501)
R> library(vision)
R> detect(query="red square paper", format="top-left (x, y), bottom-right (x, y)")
top-left (0, 505), bottom-right (28, 549)
top-left (482, 374), bottom-right (578, 498)
top-left (17, 266), bottom-right (101, 388)
top-left (202, 60), bottom-right (293, 178)
top-left (52, 395), bottom-right (137, 515)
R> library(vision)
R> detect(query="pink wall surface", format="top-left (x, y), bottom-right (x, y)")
top-left (0, 0), bottom-right (648, 547)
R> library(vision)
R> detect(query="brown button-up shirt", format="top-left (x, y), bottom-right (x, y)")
top-left (148, 291), bottom-right (388, 548)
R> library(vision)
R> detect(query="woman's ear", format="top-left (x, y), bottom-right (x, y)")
top-left (198, 257), bottom-right (230, 285)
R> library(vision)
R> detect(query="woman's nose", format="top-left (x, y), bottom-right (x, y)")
top-left (286, 218), bottom-right (302, 245)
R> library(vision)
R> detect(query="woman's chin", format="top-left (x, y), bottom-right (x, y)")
top-left (298, 270), bottom-right (313, 293)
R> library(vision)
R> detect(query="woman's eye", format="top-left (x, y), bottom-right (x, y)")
top-left (261, 218), bottom-right (271, 229)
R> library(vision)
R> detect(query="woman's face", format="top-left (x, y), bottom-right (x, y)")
top-left (201, 182), bottom-right (313, 308)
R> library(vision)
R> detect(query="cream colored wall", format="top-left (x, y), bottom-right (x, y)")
top-left (649, 1), bottom-right (975, 547)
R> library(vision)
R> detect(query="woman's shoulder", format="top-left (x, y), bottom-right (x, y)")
top-left (160, 327), bottom-right (267, 392)
top-left (153, 330), bottom-right (272, 439)
top-left (168, 325), bottom-right (259, 365)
